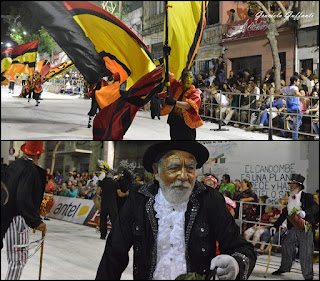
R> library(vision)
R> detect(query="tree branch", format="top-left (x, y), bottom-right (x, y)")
top-left (277, 1), bottom-right (294, 16)
top-left (275, 1), bottom-right (294, 28)
top-left (256, 1), bottom-right (272, 16)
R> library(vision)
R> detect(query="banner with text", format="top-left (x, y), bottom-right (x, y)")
top-left (48, 196), bottom-right (95, 224)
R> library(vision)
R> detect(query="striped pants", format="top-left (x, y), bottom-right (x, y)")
top-left (5, 216), bottom-right (30, 280)
top-left (279, 227), bottom-right (314, 280)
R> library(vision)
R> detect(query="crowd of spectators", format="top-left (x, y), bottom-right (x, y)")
top-left (47, 169), bottom-right (155, 201)
top-left (201, 172), bottom-right (319, 257)
top-left (194, 59), bottom-right (319, 139)
top-left (45, 166), bottom-right (318, 257)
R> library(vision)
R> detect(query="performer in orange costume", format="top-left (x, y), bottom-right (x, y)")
top-left (31, 71), bottom-right (45, 106)
top-left (161, 69), bottom-right (203, 140)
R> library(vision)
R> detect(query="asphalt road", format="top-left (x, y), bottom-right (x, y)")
top-left (1, 85), bottom-right (286, 140)
top-left (1, 218), bottom-right (318, 280)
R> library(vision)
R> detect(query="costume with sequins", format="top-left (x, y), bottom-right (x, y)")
top-left (96, 180), bottom-right (256, 280)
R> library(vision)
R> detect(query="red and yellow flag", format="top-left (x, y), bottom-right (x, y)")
top-left (2, 40), bottom-right (39, 77)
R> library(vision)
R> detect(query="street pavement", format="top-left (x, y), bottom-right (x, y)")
top-left (1, 218), bottom-right (318, 280)
top-left (1, 85), bottom-right (287, 140)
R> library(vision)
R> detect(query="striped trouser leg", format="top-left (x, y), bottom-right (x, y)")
top-left (279, 227), bottom-right (299, 272)
top-left (5, 216), bottom-right (30, 280)
top-left (298, 229), bottom-right (314, 280)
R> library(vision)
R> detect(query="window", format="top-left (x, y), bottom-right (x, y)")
top-left (207, 2), bottom-right (219, 25)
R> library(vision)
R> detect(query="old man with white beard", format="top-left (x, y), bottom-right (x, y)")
top-left (272, 173), bottom-right (318, 280)
top-left (96, 141), bottom-right (256, 280)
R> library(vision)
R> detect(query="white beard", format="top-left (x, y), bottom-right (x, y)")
top-left (289, 188), bottom-right (299, 197)
top-left (158, 177), bottom-right (193, 205)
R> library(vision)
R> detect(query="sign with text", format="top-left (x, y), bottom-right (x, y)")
top-left (199, 141), bottom-right (309, 205)
top-left (48, 196), bottom-right (95, 224)
top-left (223, 17), bottom-right (268, 41)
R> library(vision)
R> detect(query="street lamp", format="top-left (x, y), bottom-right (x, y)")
top-left (6, 43), bottom-right (12, 47)
top-left (23, 31), bottom-right (27, 35)
top-left (12, 28), bottom-right (16, 32)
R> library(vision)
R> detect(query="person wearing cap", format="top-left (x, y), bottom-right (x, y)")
top-left (161, 69), bottom-right (204, 140)
top-left (272, 173), bottom-right (319, 280)
top-left (96, 141), bottom-right (256, 280)
top-left (1, 141), bottom-right (47, 280)
top-left (204, 175), bottom-right (219, 189)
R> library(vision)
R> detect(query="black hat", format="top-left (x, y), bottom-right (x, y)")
top-left (143, 141), bottom-right (209, 173)
top-left (288, 173), bottom-right (305, 189)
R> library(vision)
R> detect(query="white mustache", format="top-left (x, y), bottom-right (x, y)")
top-left (169, 180), bottom-right (191, 189)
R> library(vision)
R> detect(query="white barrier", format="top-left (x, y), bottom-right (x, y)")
top-left (48, 196), bottom-right (95, 225)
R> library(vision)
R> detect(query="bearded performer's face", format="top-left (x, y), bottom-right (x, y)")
top-left (181, 71), bottom-right (194, 89)
top-left (154, 150), bottom-right (196, 204)
top-left (289, 182), bottom-right (301, 196)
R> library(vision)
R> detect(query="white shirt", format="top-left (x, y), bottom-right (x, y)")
top-left (209, 75), bottom-right (215, 86)
top-left (215, 93), bottom-right (230, 106)
top-left (287, 190), bottom-right (302, 214)
top-left (253, 87), bottom-right (261, 101)
top-left (153, 188), bottom-right (188, 280)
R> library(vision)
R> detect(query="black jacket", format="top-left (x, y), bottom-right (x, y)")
top-left (1, 157), bottom-right (46, 248)
top-left (96, 180), bottom-right (256, 280)
top-left (274, 191), bottom-right (319, 230)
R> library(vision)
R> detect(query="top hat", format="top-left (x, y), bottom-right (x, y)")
top-left (143, 141), bottom-right (209, 173)
top-left (20, 141), bottom-right (46, 156)
top-left (288, 173), bottom-right (305, 189)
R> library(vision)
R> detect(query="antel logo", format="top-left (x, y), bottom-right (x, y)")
top-left (53, 203), bottom-right (90, 217)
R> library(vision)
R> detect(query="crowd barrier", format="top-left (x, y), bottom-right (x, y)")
top-left (199, 89), bottom-right (319, 140)
top-left (236, 200), bottom-right (319, 254)
top-left (47, 195), bottom-right (319, 255)
top-left (47, 195), bottom-right (108, 228)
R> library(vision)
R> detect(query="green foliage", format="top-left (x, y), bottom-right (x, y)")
top-left (98, 1), bottom-right (131, 18)
top-left (290, 207), bottom-right (299, 215)
top-left (4, 2), bottom-right (56, 55)
top-left (175, 273), bottom-right (206, 280)
top-left (9, 26), bottom-right (56, 55)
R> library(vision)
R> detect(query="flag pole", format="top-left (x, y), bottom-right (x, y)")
top-left (163, 1), bottom-right (171, 98)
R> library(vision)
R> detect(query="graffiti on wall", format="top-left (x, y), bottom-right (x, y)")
top-left (200, 141), bottom-right (309, 205)
top-left (241, 163), bottom-right (297, 204)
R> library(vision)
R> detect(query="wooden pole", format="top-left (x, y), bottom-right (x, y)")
top-left (38, 231), bottom-right (45, 280)
top-left (264, 236), bottom-right (273, 278)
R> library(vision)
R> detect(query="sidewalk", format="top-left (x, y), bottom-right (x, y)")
top-left (1, 218), bottom-right (318, 280)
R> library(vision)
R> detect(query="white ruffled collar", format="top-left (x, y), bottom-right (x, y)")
top-left (153, 188), bottom-right (188, 280)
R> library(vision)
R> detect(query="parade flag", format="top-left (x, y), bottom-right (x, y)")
top-left (37, 60), bottom-right (51, 77)
top-left (93, 1), bottom-right (208, 140)
top-left (27, 1), bottom-right (156, 89)
top-left (42, 61), bottom-right (75, 82)
top-left (2, 40), bottom-right (39, 77)
top-left (93, 65), bottom-right (164, 140)
top-left (166, 1), bottom-right (207, 79)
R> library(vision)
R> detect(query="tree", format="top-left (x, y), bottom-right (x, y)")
top-left (50, 141), bottom-right (62, 176)
top-left (99, 1), bottom-right (130, 19)
top-left (248, 1), bottom-right (295, 91)
top-left (3, 1), bottom-right (57, 55)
